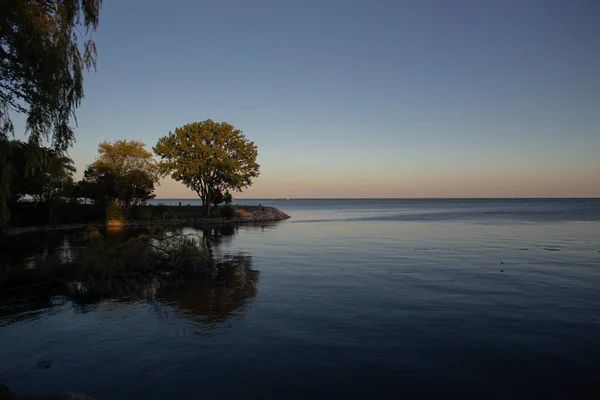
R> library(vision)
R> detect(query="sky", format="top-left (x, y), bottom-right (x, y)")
top-left (14, 0), bottom-right (600, 198)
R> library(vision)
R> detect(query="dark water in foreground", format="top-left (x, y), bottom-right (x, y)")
top-left (1, 199), bottom-right (600, 399)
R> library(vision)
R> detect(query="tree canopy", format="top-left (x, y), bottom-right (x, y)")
top-left (154, 120), bottom-right (259, 216)
top-left (78, 164), bottom-right (118, 205)
top-left (0, 0), bottom-right (102, 226)
top-left (6, 140), bottom-right (75, 202)
top-left (92, 140), bottom-right (160, 206)
top-left (0, 0), bottom-right (102, 147)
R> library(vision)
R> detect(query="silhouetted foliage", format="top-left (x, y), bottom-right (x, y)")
top-left (80, 164), bottom-right (118, 205)
top-left (219, 205), bottom-right (236, 219)
top-left (212, 190), bottom-right (224, 207)
top-left (223, 190), bottom-right (233, 205)
top-left (5, 140), bottom-right (75, 202)
top-left (0, 0), bottom-right (103, 226)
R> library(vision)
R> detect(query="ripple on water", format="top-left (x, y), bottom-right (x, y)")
top-left (1, 200), bottom-right (600, 398)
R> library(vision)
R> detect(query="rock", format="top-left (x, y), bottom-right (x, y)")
top-left (0, 386), bottom-right (95, 400)
top-left (48, 394), bottom-right (95, 400)
top-left (233, 206), bottom-right (290, 222)
top-left (36, 361), bottom-right (52, 369)
top-left (0, 385), bottom-right (16, 400)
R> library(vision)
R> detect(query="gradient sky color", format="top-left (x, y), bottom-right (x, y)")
top-left (14, 0), bottom-right (600, 198)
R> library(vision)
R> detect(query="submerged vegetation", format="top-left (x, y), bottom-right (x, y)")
top-left (0, 227), bottom-right (209, 293)
top-left (0, 226), bottom-right (258, 304)
top-left (0, 226), bottom-right (260, 351)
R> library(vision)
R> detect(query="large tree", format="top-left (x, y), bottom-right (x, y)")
top-left (7, 140), bottom-right (75, 202)
top-left (28, 148), bottom-right (76, 202)
top-left (154, 120), bottom-right (260, 217)
top-left (0, 0), bottom-right (102, 226)
top-left (92, 140), bottom-right (160, 207)
top-left (0, 0), bottom-right (102, 146)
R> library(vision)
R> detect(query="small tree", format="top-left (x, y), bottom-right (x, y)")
top-left (212, 190), bottom-right (224, 208)
top-left (223, 190), bottom-right (233, 205)
top-left (79, 164), bottom-right (118, 205)
top-left (154, 120), bottom-right (260, 217)
top-left (92, 140), bottom-right (160, 207)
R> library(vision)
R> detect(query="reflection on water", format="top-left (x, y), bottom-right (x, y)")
top-left (1, 199), bottom-right (600, 399)
top-left (159, 255), bottom-right (258, 335)
top-left (0, 225), bottom-right (261, 333)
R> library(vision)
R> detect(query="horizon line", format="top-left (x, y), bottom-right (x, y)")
top-left (152, 196), bottom-right (600, 200)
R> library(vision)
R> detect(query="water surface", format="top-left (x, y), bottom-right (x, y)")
top-left (1, 199), bottom-right (599, 399)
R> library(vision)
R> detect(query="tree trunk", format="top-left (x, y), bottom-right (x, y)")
top-left (204, 193), bottom-right (212, 217)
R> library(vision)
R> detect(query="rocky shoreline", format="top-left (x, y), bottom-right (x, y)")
top-left (0, 385), bottom-right (94, 400)
top-left (2, 206), bottom-right (290, 236)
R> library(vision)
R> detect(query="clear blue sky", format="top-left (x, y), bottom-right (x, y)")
top-left (18, 0), bottom-right (600, 197)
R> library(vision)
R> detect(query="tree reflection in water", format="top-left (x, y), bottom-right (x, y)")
top-left (158, 254), bottom-right (258, 335)
top-left (0, 225), bottom-right (261, 332)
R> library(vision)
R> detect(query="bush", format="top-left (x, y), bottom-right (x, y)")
top-left (7, 202), bottom-right (104, 227)
top-left (219, 205), bottom-right (236, 219)
top-left (126, 205), bottom-right (157, 221)
top-left (105, 202), bottom-right (125, 221)
top-left (72, 231), bottom-right (212, 282)
top-left (156, 204), bottom-right (167, 218)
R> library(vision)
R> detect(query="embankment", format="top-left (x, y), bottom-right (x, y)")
top-left (2, 206), bottom-right (291, 236)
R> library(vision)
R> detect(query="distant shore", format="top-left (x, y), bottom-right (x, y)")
top-left (2, 205), bottom-right (290, 236)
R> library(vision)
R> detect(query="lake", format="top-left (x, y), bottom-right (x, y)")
top-left (1, 198), bottom-right (600, 399)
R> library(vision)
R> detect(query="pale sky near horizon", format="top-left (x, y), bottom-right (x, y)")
top-left (13, 0), bottom-right (600, 198)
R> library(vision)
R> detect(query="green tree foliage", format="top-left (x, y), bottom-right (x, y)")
top-left (6, 140), bottom-right (75, 202)
top-left (92, 140), bottom-right (160, 206)
top-left (0, 0), bottom-right (103, 226)
top-left (31, 150), bottom-right (76, 202)
top-left (154, 120), bottom-right (260, 217)
top-left (0, 0), bottom-right (102, 146)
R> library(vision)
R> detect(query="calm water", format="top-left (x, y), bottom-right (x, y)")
top-left (1, 199), bottom-right (600, 399)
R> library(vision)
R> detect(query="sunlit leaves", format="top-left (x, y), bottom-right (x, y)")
top-left (154, 120), bottom-right (260, 216)
top-left (92, 140), bottom-right (161, 206)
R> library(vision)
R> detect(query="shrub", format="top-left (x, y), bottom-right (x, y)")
top-left (220, 205), bottom-right (236, 219)
top-left (105, 202), bottom-right (125, 221)
top-left (156, 204), bottom-right (167, 218)
top-left (84, 227), bottom-right (102, 242)
top-left (72, 231), bottom-right (212, 282)
top-left (126, 205), bottom-right (156, 221)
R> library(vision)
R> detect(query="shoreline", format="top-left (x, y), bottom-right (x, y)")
top-left (2, 205), bottom-right (290, 236)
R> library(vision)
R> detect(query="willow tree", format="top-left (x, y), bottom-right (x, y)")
top-left (154, 120), bottom-right (260, 217)
top-left (6, 140), bottom-right (75, 202)
top-left (0, 0), bottom-right (102, 226)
